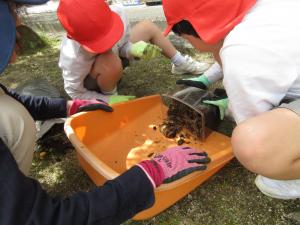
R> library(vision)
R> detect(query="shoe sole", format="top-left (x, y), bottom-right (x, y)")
top-left (255, 176), bottom-right (297, 200)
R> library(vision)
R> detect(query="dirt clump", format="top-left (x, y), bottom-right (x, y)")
top-left (159, 99), bottom-right (220, 141)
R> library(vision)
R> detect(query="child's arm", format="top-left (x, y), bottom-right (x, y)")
top-left (111, 6), bottom-right (162, 60)
top-left (176, 62), bottom-right (223, 89)
top-left (204, 62), bottom-right (223, 84)
top-left (59, 37), bottom-right (111, 101)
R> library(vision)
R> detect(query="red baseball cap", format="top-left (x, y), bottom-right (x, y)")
top-left (57, 0), bottom-right (124, 53)
top-left (162, 0), bottom-right (256, 44)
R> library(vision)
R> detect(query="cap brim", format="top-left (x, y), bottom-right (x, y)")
top-left (163, 24), bottom-right (173, 36)
top-left (81, 11), bottom-right (124, 54)
top-left (14, 0), bottom-right (49, 5)
top-left (0, 1), bottom-right (16, 74)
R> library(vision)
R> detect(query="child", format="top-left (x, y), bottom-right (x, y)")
top-left (57, 0), bottom-right (210, 103)
top-left (162, 0), bottom-right (300, 199)
top-left (0, 1), bottom-right (210, 224)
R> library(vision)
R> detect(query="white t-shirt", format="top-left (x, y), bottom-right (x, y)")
top-left (220, 0), bottom-right (300, 123)
top-left (58, 5), bottom-right (131, 100)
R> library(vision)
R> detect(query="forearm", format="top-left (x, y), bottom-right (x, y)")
top-left (32, 167), bottom-right (154, 225)
top-left (0, 84), bottom-right (67, 120)
top-left (203, 62), bottom-right (223, 84)
top-left (0, 138), bottom-right (154, 225)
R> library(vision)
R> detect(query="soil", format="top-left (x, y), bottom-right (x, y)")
top-left (36, 124), bottom-right (73, 153)
top-left (159, 97), bottom-right (220, 142)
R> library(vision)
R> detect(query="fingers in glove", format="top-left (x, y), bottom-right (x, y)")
top-left (185, 148), bottom-right (211, 163)
top-left (213, 88), bottom-right (227, 98)
top-left (202, 96), bottom-right (226, 102)
top-left (178, 147), bottom-right (208, 156)
top-left (144, 45), bottom-right (161, 60)
top-left (180, 147), bottom-right (207, 155)
top-left (78, 103), bottom-right (113, 113)
top-left (181, 146), bottom-right (192, 150)
top-left (96, 99), bottom-right (109, 104)
top-left (163, 166), bottom-right (208, 183)
top-left (189, 152), bottom-right (208, 157)
top-left (188, 157), bottom-right (211, 164)
top-left (176, 80), bottom-right (208, 90)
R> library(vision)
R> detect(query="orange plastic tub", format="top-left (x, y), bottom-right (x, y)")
top-left (64, 95), bottom-right (233, 220)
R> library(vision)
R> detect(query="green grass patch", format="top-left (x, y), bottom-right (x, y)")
top-left (1, 34), bottom-right (300, 225)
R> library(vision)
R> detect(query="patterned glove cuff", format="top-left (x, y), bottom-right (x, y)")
top-left (137, 160), bottom-right (165, 188)
top-left (69, 99), bottom-right (81, 116)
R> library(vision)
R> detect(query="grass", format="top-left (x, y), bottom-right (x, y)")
top-left (1, 32), bottom-right (300, 225)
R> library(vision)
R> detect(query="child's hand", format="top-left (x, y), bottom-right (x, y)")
top-left (176, 74), bottom-right (210, 90)
top-left (130, 41), bottom-right (162, 60)
top-left (203, 98), bottom-right (228, 120)
top-left (138, 146), bottom-right (210, 187)
top-left (68, 99), bottom-right (113, 116)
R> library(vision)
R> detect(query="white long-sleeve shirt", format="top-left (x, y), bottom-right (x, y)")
top-left (220, 0), bottom-right (300, 123)
top-left (58, 5), bottom-right (131, 100)
top-left (204, 62), bottom-right (223, 84)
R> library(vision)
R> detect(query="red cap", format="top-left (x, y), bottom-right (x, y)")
top-left (162, 0), bottom-right (256, 44)
top-left (57, 0), bottom-right (124, 53)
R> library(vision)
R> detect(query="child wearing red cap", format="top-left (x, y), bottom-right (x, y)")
top-left (0, 1), bottom-right (210, 224)
top-left (57, 0), bottom-right (209, 103)
top-left (162, 0), bottom-right (300, 200)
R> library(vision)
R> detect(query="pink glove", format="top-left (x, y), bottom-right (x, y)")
top-left (68, 99), bottom-right (113, 116)
top-left (138, 146), bottom-right (210, 188)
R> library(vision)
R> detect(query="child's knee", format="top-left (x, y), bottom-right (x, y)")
top-left (143, 20), bottom-right (155, 27)
top-left (138, 20), bottom-right (158, 34)
top-left (105, 57), bottom-right (123, 80)
top-left (91, 51), bottom-right (123, 80)
top-left (232, 120), bottom-right (271, 173)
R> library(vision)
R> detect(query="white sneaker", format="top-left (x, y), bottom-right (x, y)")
top-left (171, 55), bottom-right (210, 75)
top-left (255, 175), bottom-right (300, 199)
